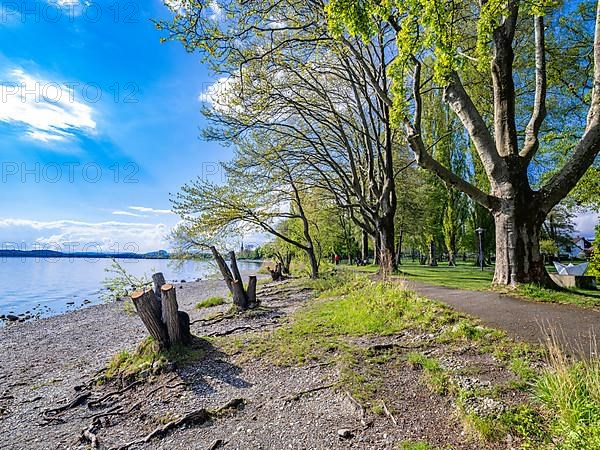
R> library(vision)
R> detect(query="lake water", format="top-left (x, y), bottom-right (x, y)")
top-left (0, 258), bottom-right (262, 321)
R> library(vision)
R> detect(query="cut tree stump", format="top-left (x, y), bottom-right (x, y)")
top-left (131, 289), bottom-right (169, 349)
top-left (152, 273), bottom-right (166, 297)
top-left (247, 276), bottom-right (257, 306)
top-left (160, 284), bottom-right (183, 346)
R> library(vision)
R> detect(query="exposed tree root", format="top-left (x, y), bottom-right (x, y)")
top-left (110, 398), bottom-right (246, 450)
top-left (206, 439), bottom-right (225, 450)
top-left (43, 392), bottom-right (91, 419)
top-left (285, 383), bottom-right (337, 402)
top-left (88, 380), bottom-right (142, 408)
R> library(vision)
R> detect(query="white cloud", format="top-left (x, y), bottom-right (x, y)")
top-left (129, 206), bottom-right (174, 215)
top-left (0, 218), bottom-right (170, 253)
top-left (0, 67), bottom-right (96, 143)
top-left (112, 210), bottom-right (148, 218)
top-left (574, 211), bottom-right (599, 239)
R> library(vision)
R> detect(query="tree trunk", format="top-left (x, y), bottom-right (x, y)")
top-left (362, 230), bottom-right (369, 261)
top-left (428, 240), bottom-right (438, 267)
top-left (307, 249), bottom-right (319, 279)
top-left (492, 209), bottom-right (552, 286)
top-left (160, 284), bottom-right (183, 346)
top-left (229, 251), bottom-right (243, 283)
top-left (152, 272), bottom-right (166, 298)
top-left (378, 218), bottom-right (397, 275)
top-left (247, 276), bottom-right (257, 306)
top-left (131, 289), bottom-right (169, 350)
top-left (231, 279), bottom-right (248, 310)
top-left (448, 251), bottom-right (456, 267)
top-left (395, 229), bottom-right (404, 266)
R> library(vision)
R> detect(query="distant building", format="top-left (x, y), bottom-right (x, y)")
top-left (561, 236), bottom-right (593, 259)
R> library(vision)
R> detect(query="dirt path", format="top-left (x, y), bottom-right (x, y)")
top-left (403, 279), bottom-right (599, 357)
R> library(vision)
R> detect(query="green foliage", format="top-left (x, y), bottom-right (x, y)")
top-left (539, 239), bottom-right (559, 256)
top-left (102, 258), bottom-right (152, 302)
top-left (534, 346), bottom-right (600, 449)
top-left (589, 225), bottom-right (600, 280)
top-left (196, 296), bottom-right (226, 309)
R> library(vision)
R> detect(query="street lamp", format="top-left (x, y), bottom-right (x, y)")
top-left (475, 227), bottom-right (484, 271)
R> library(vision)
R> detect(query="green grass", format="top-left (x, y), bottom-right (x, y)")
top-left (396, 441), bottom-right (436, 450)
top-left (220, 274), bottom-right (600, 447)
top-left (406, 353), bottom-right (450, 395)
top-left (533, 344), bottom-right (600, 449)
top-left (103, 336), bottom-right (204, 382)
top-left (196, 296), bottom-right (226, 309)
top-left (348, 261), bottom-right (600, 309)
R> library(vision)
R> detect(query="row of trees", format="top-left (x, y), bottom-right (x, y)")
top-left (160, 0), bottom-right (599, 286)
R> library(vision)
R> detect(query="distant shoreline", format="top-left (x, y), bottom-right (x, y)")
top-left (0, 250), bottom-right (265, 261)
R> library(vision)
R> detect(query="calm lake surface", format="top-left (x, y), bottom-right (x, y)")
top-left (0, 258), bottom-right (262, 320)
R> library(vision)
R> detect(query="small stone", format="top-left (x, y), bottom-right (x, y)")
top-left (6, 314), bottom-right (19, 322)
top-left (337, 429), bottom-right (353, 439)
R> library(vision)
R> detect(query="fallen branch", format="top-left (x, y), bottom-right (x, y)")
top-left (111, 398), bottom-right (246, 450)
top-left (345, 391), bottom-right (369, 427)
top-left (381, 401), bottom-right (398, 426)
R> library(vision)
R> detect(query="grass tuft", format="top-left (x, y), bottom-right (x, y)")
top-left (196, 296), bottom-right (226, 309)
top-left (533, 343), bottom-right (600, 449)
top-left (103, 336), bottom-right (204, 383)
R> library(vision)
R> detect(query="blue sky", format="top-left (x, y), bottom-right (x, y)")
top-left (0, 0), bottom-right (231, 252)
top-left (0, 1), bottom-right (596, 254)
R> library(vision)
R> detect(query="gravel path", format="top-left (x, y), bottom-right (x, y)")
top-left (404, 279), bottom-right (600, 357)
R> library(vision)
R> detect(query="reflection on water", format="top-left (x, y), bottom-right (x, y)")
top-left (0, 258), bottom-right (261, 320)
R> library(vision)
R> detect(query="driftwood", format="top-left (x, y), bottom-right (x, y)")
top-left (130, 274), bottom-right (191, 349)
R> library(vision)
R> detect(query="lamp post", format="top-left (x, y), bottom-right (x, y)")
top-left (475, 227), bottom-right (484, 271)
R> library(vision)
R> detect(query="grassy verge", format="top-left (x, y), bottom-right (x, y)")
top-left (218, 274), bottom-right (599, 448)
top-left (347, 261), bottom-right (600, 309)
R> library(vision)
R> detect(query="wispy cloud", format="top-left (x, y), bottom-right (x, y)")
top-left (129, 206), bottom-right (173, 215)
top-left (112, 210), bottom-right (148, 218)
top-left (0, 66), bottom-right (96, 143)
top-left (0, 218), bottom-right (169, 253)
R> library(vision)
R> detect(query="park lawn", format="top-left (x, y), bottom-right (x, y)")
top-left (346, 261), bottom-right (600, 310)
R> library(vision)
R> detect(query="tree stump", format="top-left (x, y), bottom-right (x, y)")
top-left (161, 284), bottom-right (183, 346)
top-left (152, 272), bottom-right (166, 297)
top-left (131, 289), bottom-right (169, 349)
top-left (247, 276), bottom-right (257, 306)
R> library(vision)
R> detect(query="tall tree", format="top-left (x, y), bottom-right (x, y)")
top-left (328, 0), bottom-right (600, 286)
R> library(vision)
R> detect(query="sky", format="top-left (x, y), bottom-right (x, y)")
top-left (0, 1), bottom-right (596, 255)
top-left (0, 0), bottom-right (231, 253)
